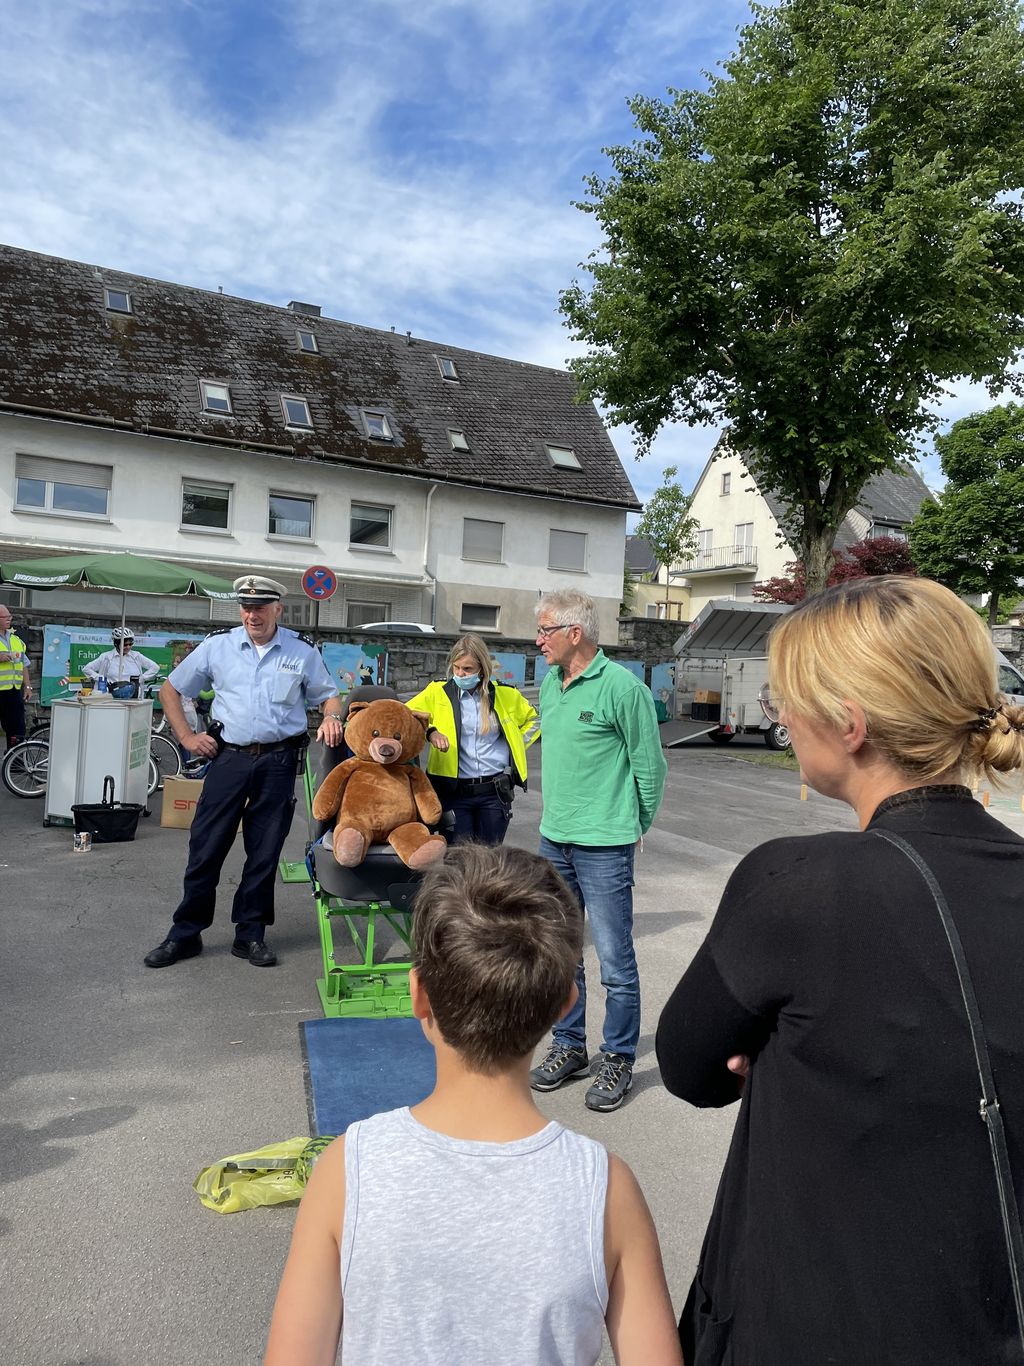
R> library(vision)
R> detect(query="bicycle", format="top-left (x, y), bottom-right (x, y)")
top-left (2, 737), bottom-right (163, 801)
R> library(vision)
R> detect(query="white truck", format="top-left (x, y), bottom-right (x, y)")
top-left (664, 597), bottom-right (1024, 750)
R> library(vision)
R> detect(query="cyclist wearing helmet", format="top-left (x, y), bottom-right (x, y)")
top-left (83, 627), bottom-right (161, 698)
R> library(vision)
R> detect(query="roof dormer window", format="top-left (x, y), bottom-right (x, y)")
top-left (546, 444), bottom-right (581, 470)
top-left (200, 380), bottom-right (233, 416)
top-left (436, 356), bottom-right (459, 382)
top-left (282, 395), bottom-right (313, 429)
top-left (105, 288), bottom-right (132, 314)
top-left (297, 329), bottom-right (318, 353)
top-left (362, 410), bottom-right (393, 441)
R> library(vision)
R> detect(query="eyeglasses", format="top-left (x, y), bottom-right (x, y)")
top-left (758, 684), bottom-right (783, 723)
top-left (536, 623), bottom-right (577, 639)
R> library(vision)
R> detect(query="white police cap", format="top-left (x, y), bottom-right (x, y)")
top-left (234, 574), bottom-right (287, 607)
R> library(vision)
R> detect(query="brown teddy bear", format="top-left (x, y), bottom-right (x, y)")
top-left (311, 698), bottom-right (447, 870)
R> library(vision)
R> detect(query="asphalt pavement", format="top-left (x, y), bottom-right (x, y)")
top-left (3, 742), bottom-right (1021, 1365)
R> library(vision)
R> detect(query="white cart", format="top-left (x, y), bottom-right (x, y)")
top-left (44, 698), bottom-right (153, 826)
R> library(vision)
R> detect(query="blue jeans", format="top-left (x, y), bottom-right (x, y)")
top-left (539, 837), bottom-right (638, 1060)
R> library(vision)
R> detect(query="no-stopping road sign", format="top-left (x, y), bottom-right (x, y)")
top-left (301, 565), bottom-right (338, 600)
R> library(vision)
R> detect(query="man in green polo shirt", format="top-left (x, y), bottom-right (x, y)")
top-left (529, 588), bottom-right (667, 1111)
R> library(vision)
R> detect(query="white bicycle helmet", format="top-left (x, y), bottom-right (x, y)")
top-left (111, 626), bottom-right (135, 642)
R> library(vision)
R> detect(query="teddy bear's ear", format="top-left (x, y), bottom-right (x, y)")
top-left (408, 709), bottom-right (432, 732)
top-left (346, 701), bottom-right (370, 718)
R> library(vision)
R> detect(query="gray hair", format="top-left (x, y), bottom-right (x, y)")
top-left (535, 589), bottom-right (600, 645)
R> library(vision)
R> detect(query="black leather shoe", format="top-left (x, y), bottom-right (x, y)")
top-left (231, 939), bottom-right (277, 967)
top-left (144, 937), bottom-right (202, 969)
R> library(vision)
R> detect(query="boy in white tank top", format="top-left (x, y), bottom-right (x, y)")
top-left (265, 844), bottom-right (681, 1366)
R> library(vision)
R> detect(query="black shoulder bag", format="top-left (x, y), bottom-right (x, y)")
top-left (874, 829), bottom-right (1024, 1356)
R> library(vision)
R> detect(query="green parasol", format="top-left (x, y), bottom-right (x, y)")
top-left (0, 551), bottom-right (237, 628)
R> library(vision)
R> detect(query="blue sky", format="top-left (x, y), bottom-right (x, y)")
top-left (0, 0), bottom-right (1004, 509)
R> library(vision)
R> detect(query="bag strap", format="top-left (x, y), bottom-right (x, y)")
top-left (873, 828), bottom-right (1024, 1351)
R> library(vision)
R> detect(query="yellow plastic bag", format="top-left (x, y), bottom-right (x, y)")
top-left (193, 1137), bottom-right (310, 1214)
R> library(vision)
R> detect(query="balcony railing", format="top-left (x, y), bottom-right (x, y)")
top-left (672, 545), bottom-right (758, 576)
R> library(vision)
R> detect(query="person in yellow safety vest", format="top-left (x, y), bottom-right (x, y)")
top-left (405, 634), bottom-right (539, 844)
top-left (0, 604), bottom-right (32, 750)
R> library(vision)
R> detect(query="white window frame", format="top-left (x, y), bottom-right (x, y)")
top-left (721, 472), bottom-right (732, 495)
top-left (104, 287), bottom-right (132, 314)
top-left (348, 601), bottom-right (390, 627)
top-left (180, 479), bottom-right (232, 534)
top-left (545, 444), bottom-right (582, 470)
top-left (436, 356), bottom-right (459, 381)
top-left (734, 522), bottom-right (754, 553)
top-left (268, 490), bottom-right (315, 541)
top-left (199, 380), bottom-right (233, 416)
top-left (361, 410), bottom-right (393, 441)
top-left (548, 528), bottom-right (588, 573)
top-left (14, 455), bottom-right (112, 522)
top-left (350, 501), bottom-right (393, 552)
top-left (296, 329), bottom-right (318, 353)
top-left (281, 394), bottom-right (313, 429)
top-left (697, 529), bottom-right (713, 562)
top-left (461, 603), bottom-right (500, 631)
top-left (462, 517), bottom-right (504, 564)
top-left (448, 429), bottom-right (470, 452)
top-left (280, 600), bottom-right (313, 627)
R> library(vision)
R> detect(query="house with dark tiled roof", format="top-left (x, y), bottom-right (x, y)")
top-left (660, 435), bottom-right (934, 618)
top-left (0, 245), bottom-right (639, 640)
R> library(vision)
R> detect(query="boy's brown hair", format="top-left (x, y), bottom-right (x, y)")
top-left (412, 843), bottom-right (583, 1074)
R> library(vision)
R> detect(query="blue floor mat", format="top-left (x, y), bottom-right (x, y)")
top-left (301, 1018), bottom-right (436, 1137)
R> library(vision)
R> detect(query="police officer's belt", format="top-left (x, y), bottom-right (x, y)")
top-left (454, 773), bottom-right (505, 788)
top-left (221, 733), bottom-right (309, 756)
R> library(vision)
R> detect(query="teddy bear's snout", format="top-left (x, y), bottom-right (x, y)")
top-left (370, 738), bottom-right (401, 763)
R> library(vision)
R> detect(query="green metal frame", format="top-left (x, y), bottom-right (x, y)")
top-left (280, 756), bottom-right (414, 1019)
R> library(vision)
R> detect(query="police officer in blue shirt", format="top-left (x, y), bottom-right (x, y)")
top-left (144, 575), bottom-right (344, 969)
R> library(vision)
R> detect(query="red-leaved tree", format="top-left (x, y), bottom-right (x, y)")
top-left (754, 537), bottom-right (917, 604)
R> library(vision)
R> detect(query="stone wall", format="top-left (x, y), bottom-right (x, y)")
top-left (992, 625), bottom-right (1023, 663)
top-left (14, 606), bottom-right (683, 710)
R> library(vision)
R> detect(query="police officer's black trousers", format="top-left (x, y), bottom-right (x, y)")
top-left (170, 746), bottom-right (300, 943)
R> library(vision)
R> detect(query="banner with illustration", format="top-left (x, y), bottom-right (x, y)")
top-left (319, 642), bottom-right (389, 698)
top-left (40, 626), bottom-right (207, 706)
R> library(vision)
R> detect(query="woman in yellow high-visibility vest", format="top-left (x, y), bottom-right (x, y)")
top-left (406, 634), bottom-right (538, 844)
top-left (0, 604), bottom-right (32, 749)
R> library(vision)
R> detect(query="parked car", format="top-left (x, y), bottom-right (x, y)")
top-left (355, 621), bottom-right (436, 635)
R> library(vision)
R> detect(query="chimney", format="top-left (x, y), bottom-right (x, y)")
top-left (288, 301), bottom-right (321, 317)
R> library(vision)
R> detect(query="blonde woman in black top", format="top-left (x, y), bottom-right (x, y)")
top-left (658, 576), bottom-right (1024, 1366)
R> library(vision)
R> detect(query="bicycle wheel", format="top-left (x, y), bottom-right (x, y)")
top-left (150, 733), bottom-right (182, 788)
top-left (2, 739), bottom-right (50, 797)
top-left (29, 720), bottom-right (51, 742)
top-left (147, 755), bottom-right (160, 798)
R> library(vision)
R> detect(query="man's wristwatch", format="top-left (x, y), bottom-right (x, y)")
top-left (425, 726), bottom-right (439, 740)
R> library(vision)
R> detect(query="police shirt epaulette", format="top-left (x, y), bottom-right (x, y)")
top-left (297, 633), bottom-right (316, 647)
top-left (207, 627), bottom-right (233, 638)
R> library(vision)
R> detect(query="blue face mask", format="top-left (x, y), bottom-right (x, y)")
top-left (453, 673), bottom-right (481, 691)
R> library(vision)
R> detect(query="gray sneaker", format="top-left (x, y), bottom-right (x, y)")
top-left (585, 1053), bottom-right (634, 1111)
top-left (529, 1044), bottom-right (590, 1092)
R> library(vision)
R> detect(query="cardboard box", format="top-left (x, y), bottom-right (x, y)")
top-left (161, 776), bottom-right (206, 828)
top-left (694, 689), bottom-right (722, 704)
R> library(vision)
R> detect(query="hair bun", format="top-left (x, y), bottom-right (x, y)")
top-left (978, 703), bottom-right (1024, 772)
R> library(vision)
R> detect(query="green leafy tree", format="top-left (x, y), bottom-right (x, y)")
top-left (633, 465), bottom-right (699, 611)
top-left (562, 0), bottom-right (1024, 595)
top-left (908, 403), bottom-right (1024, 623)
